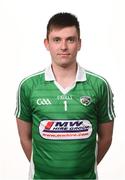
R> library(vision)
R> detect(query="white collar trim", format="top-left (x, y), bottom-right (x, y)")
top-left (45, 64), bottom-right (86, 82)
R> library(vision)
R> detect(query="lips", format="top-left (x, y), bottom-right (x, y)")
top-left (58, 53), bottom-right (70, 55)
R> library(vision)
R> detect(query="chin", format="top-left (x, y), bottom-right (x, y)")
top-left (59, 62), bottom-right (74, 68)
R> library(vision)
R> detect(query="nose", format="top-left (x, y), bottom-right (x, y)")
top-left (60, 40), bottom-right (68, 51)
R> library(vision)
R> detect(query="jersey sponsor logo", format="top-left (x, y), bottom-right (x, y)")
top-left (37, 98), bottom-right (51, 105)
top-left (57, 95), bottom-right (72, 100)
top-left (39, 120), bottom-right (92, 140)
top-left (80, 96), bottom-right (92, 106)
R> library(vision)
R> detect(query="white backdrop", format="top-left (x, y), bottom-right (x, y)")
top-left (0, 0), bottom-right (125, 179)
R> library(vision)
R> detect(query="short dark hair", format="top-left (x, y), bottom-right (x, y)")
top-left (46, 12), bottom-right (80, 39)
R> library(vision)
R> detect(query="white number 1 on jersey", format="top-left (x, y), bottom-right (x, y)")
top-left (64, 100), bottom-right (67, 111)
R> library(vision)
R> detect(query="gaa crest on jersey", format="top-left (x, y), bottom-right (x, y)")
top-left (80, 96), bottom-right (92, 106)
top-left (39, 120), bottom-right (92, 140)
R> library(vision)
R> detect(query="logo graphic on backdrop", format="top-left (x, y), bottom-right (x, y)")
top-left (80, 96), bottom-right (92, 106)
top-left (39, 120), bottom-right (92, 140)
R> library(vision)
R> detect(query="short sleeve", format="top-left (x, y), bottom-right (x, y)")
top-left (97, 80), bottom-right (115, 123)
top-left (15, 80), bottom-right (32, 122)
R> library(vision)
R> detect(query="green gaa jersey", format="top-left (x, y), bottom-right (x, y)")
top-left (16, 64), bottom-right (115, 179)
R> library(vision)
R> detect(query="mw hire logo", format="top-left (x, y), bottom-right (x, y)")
top-left (39, 120), bottom-right (92, 140)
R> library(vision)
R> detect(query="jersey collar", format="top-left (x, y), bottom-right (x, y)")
top-left (45, 64), bottom-right (87, 82)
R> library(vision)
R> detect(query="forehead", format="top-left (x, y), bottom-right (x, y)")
top-left (48, 26), bottom-right (78, 38)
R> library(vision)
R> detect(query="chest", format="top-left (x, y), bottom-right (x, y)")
top-left (30, 82), bottom-right (98, 120)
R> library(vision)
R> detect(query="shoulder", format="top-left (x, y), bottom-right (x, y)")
top-left (18, 69), bottom-right (45, 89)
top-left (85, 70), bottom-right (109, 87)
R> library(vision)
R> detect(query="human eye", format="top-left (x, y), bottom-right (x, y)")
top-left (67, 37), bottom-right (76, 43)
top-left (53, 37), bottom-right (61, 43)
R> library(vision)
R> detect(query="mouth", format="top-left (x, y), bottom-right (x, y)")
top-left (58, 53), bottom-right (70, 56)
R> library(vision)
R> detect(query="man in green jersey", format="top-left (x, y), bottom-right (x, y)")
top-left (16, 12), bottom-right (115, 179)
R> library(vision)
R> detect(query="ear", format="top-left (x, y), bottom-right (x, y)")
top-left (44, 39), bottom-right (50, 51)
top-left (77, 39), bottom-right (81, 51)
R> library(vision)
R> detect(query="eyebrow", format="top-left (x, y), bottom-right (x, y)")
top-left (52, 36), bottom-right (77, 40)
top-left (67, 36), bottom-right (77, 39)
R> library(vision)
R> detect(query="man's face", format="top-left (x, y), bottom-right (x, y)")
top-left (44, 26), bottom-right (81, 67)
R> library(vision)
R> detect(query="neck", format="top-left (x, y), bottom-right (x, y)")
top-left (51, 62), bottom-right (77, 88)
